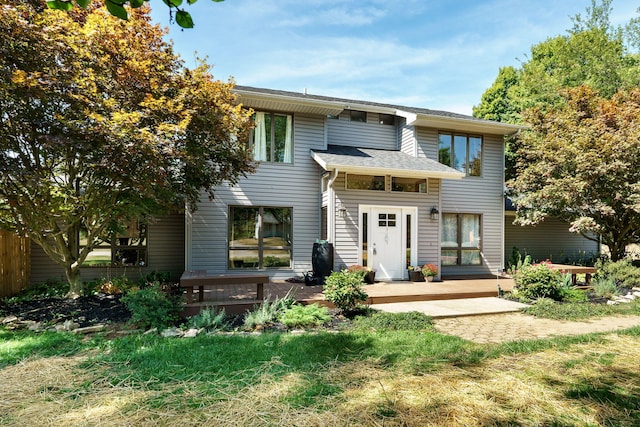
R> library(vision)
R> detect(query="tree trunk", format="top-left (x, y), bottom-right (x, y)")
top-left (64, 265), bottom-right (83, 298)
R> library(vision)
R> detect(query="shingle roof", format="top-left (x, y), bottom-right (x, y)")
top-left (311, 145), bottom-right (465, 180)
top-left (235, 85), bottom-right (480, 121)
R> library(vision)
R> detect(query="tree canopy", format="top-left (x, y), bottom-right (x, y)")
top-left (44, 0), bottom-right (222, 29)
top-left (474, 0), bottom-right (640, 126)
top-left (0, 3), bottom-right (255, 295)
top-left (512, 86), bottom-right (640, 261)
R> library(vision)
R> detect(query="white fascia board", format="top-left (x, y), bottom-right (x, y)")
top-left (411, 115), bottom-right (523, 135)
top-left (235, 90), bottom-right (345, 115)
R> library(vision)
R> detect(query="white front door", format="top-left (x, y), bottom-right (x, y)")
top-left (370, 207), bottom-right (405, 280)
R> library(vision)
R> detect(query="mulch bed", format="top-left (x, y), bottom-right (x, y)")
top-left (0, 294), bottom-right (131, 328)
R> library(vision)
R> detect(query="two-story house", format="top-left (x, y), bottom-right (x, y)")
top-left (29, 86), bottom-right (598, 287)
top-left (186, 86), bottom-right (522, 281)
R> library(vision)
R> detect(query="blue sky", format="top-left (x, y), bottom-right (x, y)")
top-left (150, 0), bottom-right (639, 115)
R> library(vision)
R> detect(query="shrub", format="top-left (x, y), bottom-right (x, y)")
top-left (86, 275), bottom-right (137, 295)
top-left (323, 270), bottom-right (369, 314)
top-left (278, 304), bottom-right (331, 328)
top-left (121, 284), bottom-right (183, 329)
top-left (189, 307), bottom-right (229, 331)
top-left (592, 277), bottom-right (619, 299)
top-left (513, 262), bottom-right (564, 301)
top-left (507, 247), bottom-right (532, 275)
top-left (243, 290), bottom-right (296, 330)
top-left (595, 259), bottom-right (640, 287)
top-left (559, 287), bottom-right (589, 303)
top-left (3, 280), bottom-right (69, 303)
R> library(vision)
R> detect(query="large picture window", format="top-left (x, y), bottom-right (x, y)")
top-left (438, 133), bottom-right (482, 176)
top-left (229, 206), bottom-right (292, 269)
top-left (250, 112), bottom-right (293, 163)
top-left (441, 213), bottom-right (481, 266)
top-left (81, 221), bottom-right (147, 267)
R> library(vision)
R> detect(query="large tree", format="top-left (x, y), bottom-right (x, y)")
top-left (512, 86), bottom-right (640, 261)
top-left (0, 2), bottom-right (255, 295)
top-left (474, 0), bottom-right (640, 181)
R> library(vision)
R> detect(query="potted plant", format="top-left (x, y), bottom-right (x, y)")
top-left (347, 264), bottom-right (376, 284)
top-left (408, 266), bottom-right (424, 282)
top-left (422, 263), bottom-right (438, 282)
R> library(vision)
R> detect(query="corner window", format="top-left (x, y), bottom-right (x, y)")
top-left (441, 213), bottom-right (481, 266)
top-left (438, 133), bottom-right (482, 176)
top-left (392, 177), bottom-right (427, 193)
top-left (346, 174), bottom-right (385, 191)
top-left (81, 221), bottom-right (147, 267)
top-left (229, 206), bottom-right (292, 269)
top-left (250, 112), bottom-right (293, 163)
top-left (349, 110), bottom-right (367, 123)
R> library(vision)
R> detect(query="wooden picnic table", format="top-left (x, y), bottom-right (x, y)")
top-left (547, 264), bottom-right (597, 286)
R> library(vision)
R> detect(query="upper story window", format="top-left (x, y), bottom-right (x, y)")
top-left (349, 110), bottom-right (367, 123)
top-left (379, 114), bottom-right (395, 125)
top-left (438, 133), bottom-right (482, 176)
top-left (250, 112), bottom-right (293, 163)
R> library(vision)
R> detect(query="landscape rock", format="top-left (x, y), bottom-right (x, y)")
top-left (73, 324), bottom-right (107, 334)
top-left (2, 315), bottom-right (18, 324)
top-left (161, 327), bottom-right (184, 338)
top-left (182, 328), bottom-right (201, 338)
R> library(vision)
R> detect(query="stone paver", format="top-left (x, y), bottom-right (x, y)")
top-left (434, 313), bottom-right (640, 343)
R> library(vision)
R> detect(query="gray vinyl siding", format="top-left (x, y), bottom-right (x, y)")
top-left (504, 216), bottom-right (600, 264)
top-left (188, 113), bottom-right (325, 280)
top-left (327, 112), bottom-right (398, 150)
top-left (331, 173), bottom-right (440, 275)
top-left (29, 213), bottom-right (185, 285)
top-left (433, 131), bottom-right (505, 276)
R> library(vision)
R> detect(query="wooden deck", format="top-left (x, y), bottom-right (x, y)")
top-left (181, 276), bottom-right (515, 315)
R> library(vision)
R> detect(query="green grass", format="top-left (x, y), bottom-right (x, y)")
top-left (0, 329), bottom-right (99, 367)
top-left (3, 320), bottom-right (640, 425)
top-left (523, 297), bottom-right (640, 320)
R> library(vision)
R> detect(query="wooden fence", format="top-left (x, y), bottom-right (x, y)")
top-left (0, 230), bottom-right (30, 298)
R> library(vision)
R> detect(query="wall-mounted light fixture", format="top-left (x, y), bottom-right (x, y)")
top-left (337, 203), bottom-right (347, 218)
top-left (430, 206), bottom-right (439, 221)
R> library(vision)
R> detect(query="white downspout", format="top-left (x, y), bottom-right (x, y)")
top-left (327, 169), bottom-right (339, 244)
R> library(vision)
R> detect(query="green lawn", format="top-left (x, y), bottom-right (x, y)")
top-left (1, 317), bottom-right (640, 426)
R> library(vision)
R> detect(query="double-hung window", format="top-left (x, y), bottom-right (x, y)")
top-left (250, 112), bottom-right (293, 163)
top-left (229, 206), bottom-right (292, 269)
top-left (438, 133), bottom-right (482, 176)
top-left (441, 213), bottom-right (481, 266)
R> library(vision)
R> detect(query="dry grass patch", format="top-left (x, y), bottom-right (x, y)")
top-left (1, 334), bottom-right (639, 426)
